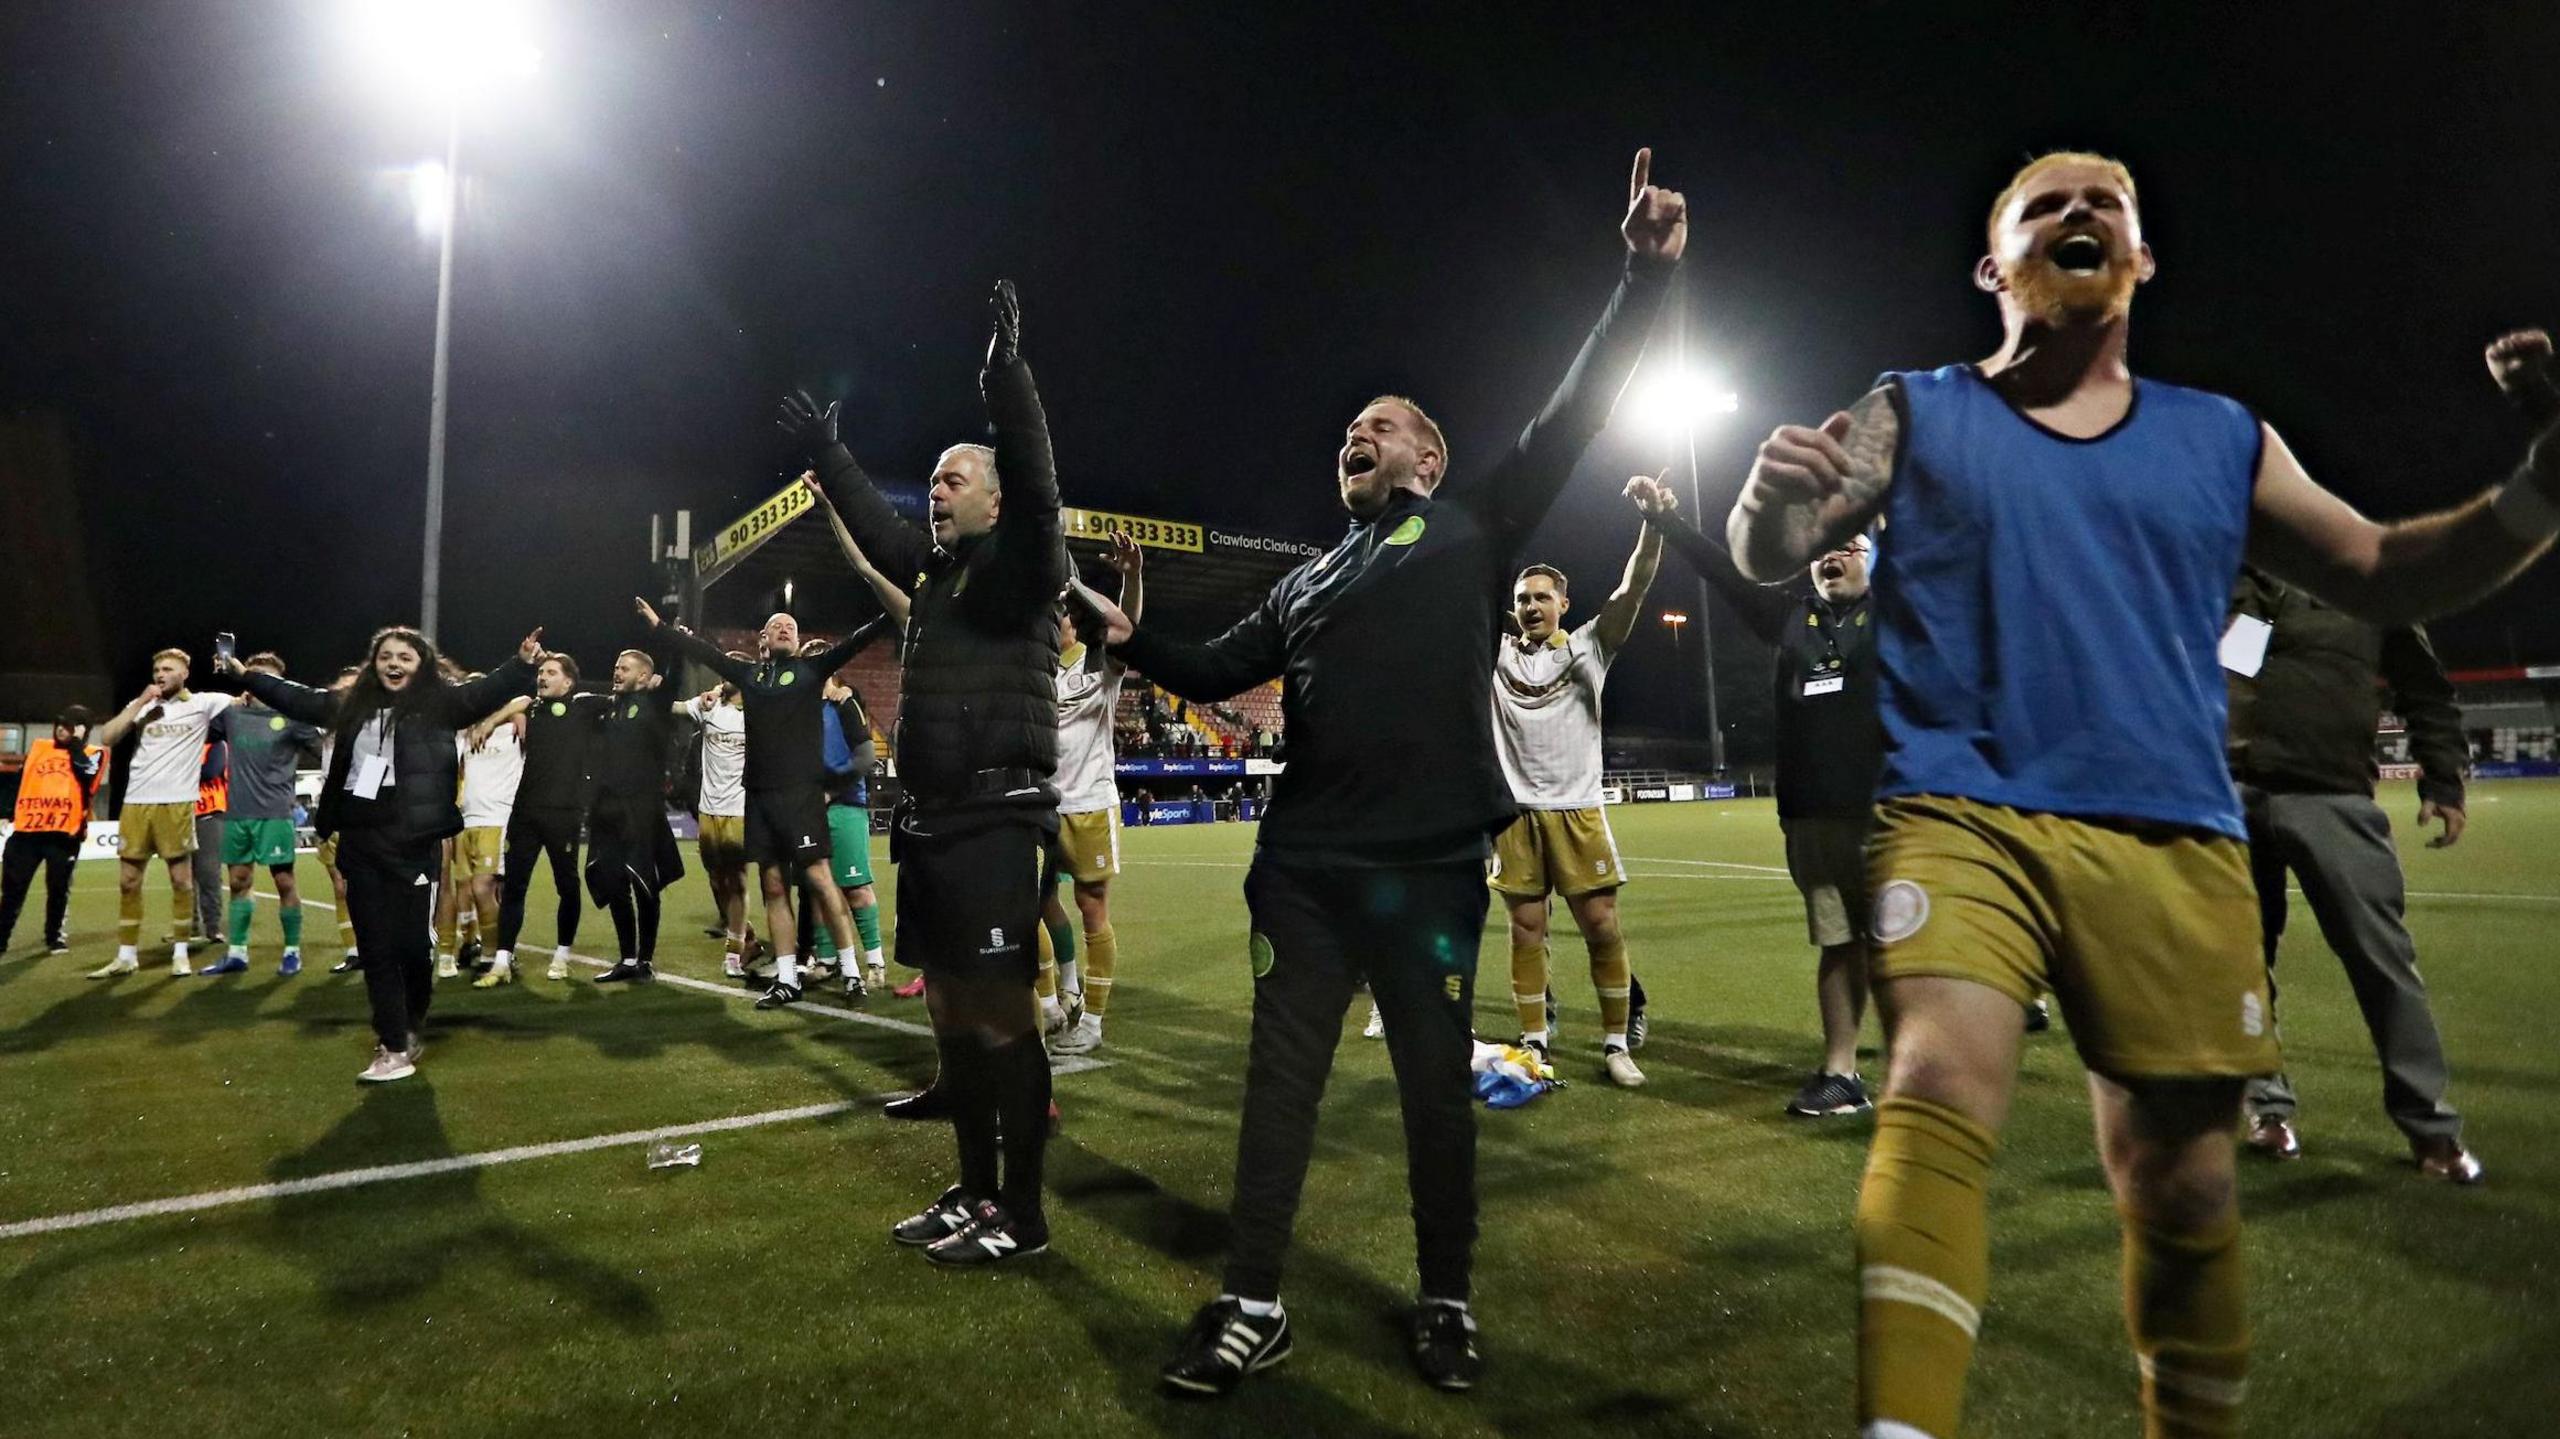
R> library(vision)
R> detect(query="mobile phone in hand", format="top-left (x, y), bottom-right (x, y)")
top-left (215, 632), bottom-right (237, 662)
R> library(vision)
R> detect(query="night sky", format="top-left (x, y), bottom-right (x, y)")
top-left (7, 2), bottom-right (2559, 752)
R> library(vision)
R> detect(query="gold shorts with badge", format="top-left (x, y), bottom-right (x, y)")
top-left (118, 801), bottom-right (196, 861)
top-left (1489, 807), bottom-right (1626, 899)
top-left (1865, 793), bottom-right (2279, 1079)
top-left (1056, 807), bottom-right (1121, 883)
top-left (454, 826), bottom-right (505, 878)
top-left (696, 814), bottom-right (746, 869)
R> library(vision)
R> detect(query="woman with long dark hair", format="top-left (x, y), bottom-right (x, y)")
top-left (217, 624), bottom-right (542, 1082)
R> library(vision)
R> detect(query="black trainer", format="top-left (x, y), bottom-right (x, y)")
top-left (46, 937), bottom-right (73, 955)
top-left (330, 955), bottom-right (363, 974)
top-left (1786, 1070), bottom-right (1872, 1118)
top-left (1404, 1302), bottom-right (1483, 1391)
top-left (595, 961), bottom-right (653, 984)
top-left (883, 1086), bottom-right (949, 1121)
top-left (754, 981), bottom-right (802, 1010)
top-left (922, 1198), bottom-right (1048, 1266)
top-left (1516, 1035), bottom-right (1551, 1066)
top-left (457, 938), bottom-right (484, 972)
top-left (1627, 973), bottom-right (1649, 1050)
top-left (1160, 1297), bottom-right (1294, 1397)
top-left (2024, 998), bottom-right (2052, 1033)
top-left (891, 1186), bottom-right (980, 1247)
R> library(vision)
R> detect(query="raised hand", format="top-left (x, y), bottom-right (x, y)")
top-left (211, 649), bottom-right (246, 678)
top-left (986, 278), bottom-right (1022, 369)
top-left (777, 389), bottom-right (841, 453)
top-left (2486, 329), bottom-right (2560, 428)
top-left (517, 627), bottom-right (546, 663)
top-left (1742, 412), bottom-right (1857, 509)
top-left (1624, 472), bottom-right (1680, 519)
top-left (799, 470), bottom-right (835, 509)
top-left (632, 597), bottom-right (663, 630)
top-left (1107, 530), bottom-right (1144, 578)
top-left (1622, 148), bottom-right (1688, 264)
top-left (1062, 576), bottom-right (1132, 646)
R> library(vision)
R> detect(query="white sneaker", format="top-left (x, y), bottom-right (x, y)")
top-left (722, 953), bottom-right (746, 978)
top-left (359, 1046), bottom-right (416, 1083)
top-left (866, 961), bottom-right (888, 994)
top-left (545, 955), bottom-right (571, 981)
top-left (1050, 1012), bottom-right (1104, 1056)
top-left (170, 953), bottom-right (192, 978)
top-left (435, 954), bottom-right (459, 980)
top-left (87, 956), bottom-right (140, 980)
top-left (1362, 1003), bottom-right (1386, 1040)
top-left (1603, 1044), bottom-right (1646, 1089)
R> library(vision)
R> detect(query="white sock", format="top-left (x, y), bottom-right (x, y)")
top-left (495, 948), bottom-right (513, 967)
top-left (1864, 1423), bottom-right (1940, 1439)
top-left (172, 942), bottom-right (189, 963)
top-left (776, 953), bottom-right (800, 987)
top-left (489, 954), bottom-right (511, 972)
top-left (1521, 1029), bottom-right (1550, 1047)
top-left (553, 944), bottom-right (570, 964)
top-left (118, 944), bottom-right (138, 962)
top-left (1603, 1031), bottom-right (1628, 1050)
top-left (1221, 1293), bottom-right (1281, 1318)
top-left (229, 945), bottom-right (248, 960)
top-left (1058, 959), bottom-right (1081, 992)
top-left (864, 947), bottom-right (884, 969)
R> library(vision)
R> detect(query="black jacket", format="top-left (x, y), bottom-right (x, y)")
top-left (818, 354), bottom-right (1065, 809)
top-left (517, 692), bottom-right (611, 812)
top-left (1658, 512), bottom-right (1882, 821)
top-left (2225, 570), bottom-right (2467, 808)
top-left (246, 659), bottom-right (536, 846)
top-left (1113, 256), bottom-right (1673, 859)
top-left (659, 619), bottom-right (889, 794)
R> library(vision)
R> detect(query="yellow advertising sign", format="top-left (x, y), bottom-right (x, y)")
top-left (1062, 506), bottom-right (1203, 553)
top-left (695, 478), bottom-right (818, 586)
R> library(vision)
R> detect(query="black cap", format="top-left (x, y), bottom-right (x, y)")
top-left (57, 704), bottom-right (93, 728)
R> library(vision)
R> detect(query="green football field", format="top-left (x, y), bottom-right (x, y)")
top-left (2, 782), bottom-right (2554, 1437)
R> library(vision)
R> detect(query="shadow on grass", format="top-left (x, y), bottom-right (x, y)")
top-left (257, 1080), bottom-right (661, 1327)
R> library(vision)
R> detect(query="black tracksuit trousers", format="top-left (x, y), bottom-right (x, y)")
top-left (1222, 854), bottom-right (1489, 1304)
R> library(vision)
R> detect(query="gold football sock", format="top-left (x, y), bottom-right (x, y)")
top-left (435, 912), bottom-right (458, 955)
top-left (1857, 1095), bottom-right (1998, 1439)
top-left (1082, 924), bottom-right (1118, 1017)
top-left (171, 895), bottom-right (194, 946)
top-left (1509, 938), bottom-right (1549, 1037)
top-left (1589, 932), bottom-right (1632, 1035)
top-left (119, 887), bottom-right (144, 948)
top-left (1034, 921), bottom-right (1058, 1002)
top-left (2126, 1208), bottom-right (2249, 1438)
top-left (336, 916), bottom-right (357, 954)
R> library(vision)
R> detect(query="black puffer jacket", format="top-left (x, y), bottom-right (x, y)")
top-left (245, 660), bottom-right (537, 845)
top-left (819, 354), bottom-right (1064, 808)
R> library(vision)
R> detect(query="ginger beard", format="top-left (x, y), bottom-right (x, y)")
top-left (1999, 228), bottom-right (2141, 327)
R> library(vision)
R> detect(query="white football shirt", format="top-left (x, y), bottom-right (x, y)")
top-left (1052, 646), bottom-right (1125, 816)
top-left (125, 691), bottom-right (234, 806)
top-left (460, 720), bottom-right (525, 828)
top-left (692, 698), bottom-right (746, 819)
top-left (1491, 623), bottom-right (1613, 810)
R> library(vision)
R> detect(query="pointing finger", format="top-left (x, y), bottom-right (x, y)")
top-left (1628, 147), bottom-right (1651, 205)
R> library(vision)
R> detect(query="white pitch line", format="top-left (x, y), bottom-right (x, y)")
top-left (0, 1099), bottom-right (862, 1242)
top-left (1625, 856), bottom-right (1792, 875)
top-left (254, 891), bottom-right (336, 910)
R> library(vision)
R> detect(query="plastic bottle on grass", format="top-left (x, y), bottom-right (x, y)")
top-left (646, 1141), bottom-right (703, 1169)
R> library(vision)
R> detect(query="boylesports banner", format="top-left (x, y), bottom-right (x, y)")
top-left (696, 477), bottom-right (819, 587)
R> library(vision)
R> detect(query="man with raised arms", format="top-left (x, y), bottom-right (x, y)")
top-left (1726, 152), bottom-right (2560, 1439)
top-left (1076, 151), bottom-right (1686, 1395)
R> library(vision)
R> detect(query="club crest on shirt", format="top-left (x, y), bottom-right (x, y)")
top-left (1385, 516), bottom-right (1427, 546)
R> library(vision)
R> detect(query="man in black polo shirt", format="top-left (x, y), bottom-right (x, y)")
top-left (2224, 568), bottom-right (2482, 1183)
top-left (493, 652), bottom-right (605, 982)
top-left (1626, 477), bottom-right (1887, 1117)
top-left (585, 647), bottom-right (684, 984)
top-left (782, 279), bottom-right (1066, 1267)
top-left (1078, 151), bottom-right (1685, 1396)
top-left (637, 603), bottom-right (887, 1007)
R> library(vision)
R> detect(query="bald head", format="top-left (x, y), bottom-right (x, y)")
top-left (759, 612), bottom-right (802, 657)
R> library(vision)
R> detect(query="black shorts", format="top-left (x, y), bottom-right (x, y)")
top-left (743, 787), bottom-right (830, 869)
top-left (890, 803), bottom-right (1056, 980)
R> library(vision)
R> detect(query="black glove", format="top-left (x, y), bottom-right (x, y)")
top-left (985, 279), bottom-right (1021, 370)
top-left (777, 389), bottom-right (840, 453)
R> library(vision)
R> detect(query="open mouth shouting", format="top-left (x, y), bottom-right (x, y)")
top-left (2050, 230), bottom-right (2109, 276)
top-left (1339, 444), bottom-right (1379, 483)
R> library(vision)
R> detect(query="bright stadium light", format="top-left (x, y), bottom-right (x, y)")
top-left (1631, 368), bottom-right (1741, 436)
top-left (342, 0), bottom-right (542, 100)
top-left (336, 0), bottom-right (541, 640)
top-left (407, 160), bottom-right (452, 240)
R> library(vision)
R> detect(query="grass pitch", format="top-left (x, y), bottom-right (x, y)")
top-left (2, 782), bottom-right (2555, 1437)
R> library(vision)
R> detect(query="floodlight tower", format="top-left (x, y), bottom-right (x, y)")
top-left (1631, 276), bottom-right (1741, 774)
top-left (342, 0), bottom-right (541, 639)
